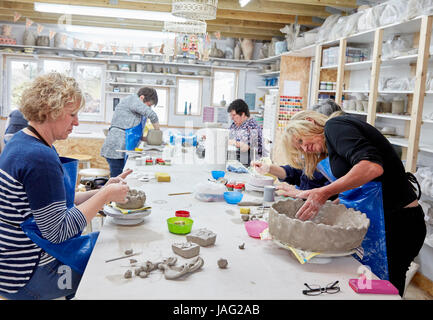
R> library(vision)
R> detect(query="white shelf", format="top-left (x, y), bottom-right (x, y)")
top-left (376, 113), bottom-right (411, 121)
top-left (106, 82), bottom-right (176, 87)
top-left (381, 54), bottom-right (419, 66)
top-left (378, 90), bottom-right (414, 94)
top-left (258, 86), bottom-right (279, 90)
top-left (345, 110), bottom-right (367, 116)
top-left (106, 70), bottom-right (212, 78)
top-left (318, 89), bottom-right (336, 93)
top-left (387, 137), bottom-right (433, 154)
top-left (258, 71), bottom-right (280, 77)
top-left (344, 60), bottom-right (372, 71)
top-left (343, 89), bottom-right (369, 93)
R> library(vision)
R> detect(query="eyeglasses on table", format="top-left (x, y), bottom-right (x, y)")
top-left (302, 280), bottom-right (340, 296)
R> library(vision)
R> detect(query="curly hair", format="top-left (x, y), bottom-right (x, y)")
top-left (20, 72), bottom-right (85, 123)
top-left (283, 110), bottom-right (329, 179)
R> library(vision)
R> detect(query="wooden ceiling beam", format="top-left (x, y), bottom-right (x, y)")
top-left (216, 9), bottom-right (321, 25)
top-left (265, 0), bottom-right (357, 8)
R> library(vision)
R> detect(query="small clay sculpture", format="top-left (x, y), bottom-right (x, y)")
top-left (124, 249), bottom-right (133, 255)
top-left (186, 228), bottom-right (217, 247)
top-left (239, 243), bottom-right (245, 250)
top-left (172, 242), bottom-right (200, 259)
top-left (138, 271), bottom-right (149, 279)
top-left (217, 258), bottom-right (228, 269)
top-left (124, 269), bottom-right (132, 279)
top-left (158, 256), bottom-right (204, 280)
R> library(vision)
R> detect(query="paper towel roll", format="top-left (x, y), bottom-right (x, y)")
top-left (204, 128), bottom-right (229, 170)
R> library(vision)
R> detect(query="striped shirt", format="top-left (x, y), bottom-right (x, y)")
top-left (0, 131), bottom-right (87, 294)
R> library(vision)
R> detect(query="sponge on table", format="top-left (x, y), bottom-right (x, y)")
top-left (155, 172), bottom-right (171, 182)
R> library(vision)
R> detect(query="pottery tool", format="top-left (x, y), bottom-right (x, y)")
top-left (105, 252), bottom-right (142, 263)
top-left (168, 192), bottom-right (192, 196)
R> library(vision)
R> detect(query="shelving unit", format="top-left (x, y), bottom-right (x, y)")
top-left (309, 15), bottom-right (433, 172)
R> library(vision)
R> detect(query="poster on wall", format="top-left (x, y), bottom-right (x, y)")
top-left (244, 93), bottom-right (256, 111)
top-left (216, 107), bottom-right (229, 124)
top-left (203, 106), bottom-right (215, 122)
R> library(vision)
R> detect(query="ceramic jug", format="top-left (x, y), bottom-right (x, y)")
top-left (240, 38), bottom-right (254, 60)
top-left (36, 35), bottom-right (50, 47)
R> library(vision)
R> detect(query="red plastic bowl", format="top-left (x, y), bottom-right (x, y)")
top-left (175, 210), bottom-right (190, 217)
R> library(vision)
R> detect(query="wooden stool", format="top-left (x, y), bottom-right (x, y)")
top-left (65, 154), bottom-right (92, 169)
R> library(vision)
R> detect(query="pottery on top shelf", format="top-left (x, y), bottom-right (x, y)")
top-left (240, 38), bottom-right (254, 60)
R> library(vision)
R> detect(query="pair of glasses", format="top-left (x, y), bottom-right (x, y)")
top-left (302, 281), bottom-right (340, 296)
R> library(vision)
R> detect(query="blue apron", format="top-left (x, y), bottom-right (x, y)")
top-left (21, 156), bottom-right (99, 274)
top-left (317, 157), bottom-right (389, 280)
top-left (124, 116), bottom-right (147, 161)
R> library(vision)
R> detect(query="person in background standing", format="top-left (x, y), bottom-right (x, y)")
top-left (101, 87), bottom-right (160, 177)
top-left (4, 109), bottom-right (28, 143)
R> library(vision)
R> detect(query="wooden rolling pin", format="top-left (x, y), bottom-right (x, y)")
top-left (237, 201), bottom-right (263, 206)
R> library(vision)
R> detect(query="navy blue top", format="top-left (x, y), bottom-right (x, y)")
top-left (279, 165), bottom-right (330, 190)
top-left (5, 110), bottom-right (28, 135)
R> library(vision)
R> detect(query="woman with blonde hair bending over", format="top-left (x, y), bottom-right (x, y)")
top-left (0, 72), bottom-right (130, 300)
top-left (284, 109), bottom-right (426, 296)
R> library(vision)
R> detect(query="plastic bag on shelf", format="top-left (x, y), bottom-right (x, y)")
top-left (303, 30), bottom-right (318, 46)
top-left (379, 0), bottom-right (409, 26)
top-left (358, 5), bottom-right (386, 32)
top-left (317, 14), bottom-right (340, 43)
top-left (407, 0), bottom-right (433, 19)
top-left (341, 12), bottom-right (361, 38)
top-left (328, 16), bottom-right (350, 40)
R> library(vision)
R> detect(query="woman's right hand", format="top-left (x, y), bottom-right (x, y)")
top-left (104, 183), bottom-right (129, 203)
top-left (251, 161), bottom-right (270, 175)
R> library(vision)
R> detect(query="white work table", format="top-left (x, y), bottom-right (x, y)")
top-left (75, 157), bottom-right (400, 300)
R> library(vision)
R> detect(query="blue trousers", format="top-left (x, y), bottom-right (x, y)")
top-left (0, 259), bottom-right (82, 300)
top-left (105, 158), bottom-right (125, 177)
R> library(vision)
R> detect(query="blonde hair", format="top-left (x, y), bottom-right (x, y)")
top-left (20, 72), bottom-right (84, 123)
top-left (283, 110), bottom-right (329, 179)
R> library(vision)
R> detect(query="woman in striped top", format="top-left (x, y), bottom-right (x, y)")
top-left (0, 72), bottom-right (129, 300)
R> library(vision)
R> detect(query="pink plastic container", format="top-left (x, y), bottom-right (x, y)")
top-left (244, 220), bottom-right (268, 238)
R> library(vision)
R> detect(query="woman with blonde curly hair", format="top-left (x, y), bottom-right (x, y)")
top-left (0, 72), bottom-right (130, 300)
top-left (283, 109), bottom-right (426, 296)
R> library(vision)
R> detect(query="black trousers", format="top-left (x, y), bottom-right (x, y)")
top-left (384, 205), bottom-right (426, 296)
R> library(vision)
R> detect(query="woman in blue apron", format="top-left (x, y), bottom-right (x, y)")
top-left (101, 87), bottom-right (160, 177)
top-left (283, 110), bottom-right (426, 297)
top-left (0, 73), bottom-right (129, 300)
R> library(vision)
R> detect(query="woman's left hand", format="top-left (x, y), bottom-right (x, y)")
top-left (294, 187), bottom-right (329, 221)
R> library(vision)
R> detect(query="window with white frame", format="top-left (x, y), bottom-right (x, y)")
top-left (176, 78), bottom-right (202, 116)
top-left (5, 56), bottom-right (105, 121)
top-left (212, 69), bottom-right (238, 107)
top-left (153, 87), bottom-right (169, 125)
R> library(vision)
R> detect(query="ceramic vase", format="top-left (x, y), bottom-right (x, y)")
top-left (240, 38), bottom-right (254, 60)
top-left (234, 42), bottom-right (241, 60)
top-left (23, 30), bottom-right (36, 46)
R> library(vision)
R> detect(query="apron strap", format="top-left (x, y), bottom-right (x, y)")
top-left (27, 125), bottom-right (51, 148)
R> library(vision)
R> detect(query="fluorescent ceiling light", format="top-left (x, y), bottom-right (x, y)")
top-left (239, 0), bottom-right (251, 7)
top-left (34, 2), bottom-right (187, 22)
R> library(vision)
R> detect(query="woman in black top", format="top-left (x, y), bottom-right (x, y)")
top-left (284, 110), bottom-right (426, 296)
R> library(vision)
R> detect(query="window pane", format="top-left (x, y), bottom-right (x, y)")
top-left (9, 60), bottom-right (38, 110)
top-left (212, 70), bottom-right (237, 106)
top-left (75, 64), bottom-right (103, 115)
top-left (176, 78), bottom-right (201, 115)
top-left (154, 87), bottom-right (168, 125)
top-left (43, 60), bottom-right (71, 76)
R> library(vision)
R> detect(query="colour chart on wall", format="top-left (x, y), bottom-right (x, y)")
top-left (278, 96), bottom-right (303, 129)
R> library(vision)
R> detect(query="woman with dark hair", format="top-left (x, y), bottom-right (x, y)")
top-left (101, 87), bottom-right (160, 177)
top-left (227, 99), bottom-right (263, 165)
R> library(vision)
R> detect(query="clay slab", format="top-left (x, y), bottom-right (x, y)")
top-left (172, 241), bottom-right (200, 258)
top-left (186, 228), bottom-right (217, 247)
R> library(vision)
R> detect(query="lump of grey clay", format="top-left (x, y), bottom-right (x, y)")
top-left (172, 241), bottom-right (200, 259)
top-left (217, 258), bottom-right (228, 269)
top-left (124, 249), bottom-right (133, 255)
top-left (239, 243), bottom-right (245, 250)
top-left (138, 271), bottom-right (149, 279)
top-left (186, 228), bottom-right (217, 247)
top-left (124, 269), bottom-right (132, 279)
top-left (130, 259), bottom-right (137, 264)
top-left (241, 214), bottom-right (249, 221)
top-left (116, 189), bottom-right (146, 209)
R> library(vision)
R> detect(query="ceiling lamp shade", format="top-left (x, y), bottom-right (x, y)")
top-left (164, 19), bottom-right (207, 34)
top-left (171, 0), bottom-right (218, 21)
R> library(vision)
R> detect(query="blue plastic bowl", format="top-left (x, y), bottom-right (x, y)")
top-left (211, 170), bottom-right (225, 180)
top-left (224, 191), bottom-right (243, 204)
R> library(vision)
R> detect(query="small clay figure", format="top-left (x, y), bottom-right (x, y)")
top-left (124, 269), bottom-right (132, 279)
top-left (124, 249), bottom-right (133, 255)
top-left (172, 242), bottom-right (200, 259)
top-left (239, 243), bottom-right (245, 250)
top-left (139, 271), bottom-right (149, 279)
top-left (158, 256), bottom-right (204, 280)
top-left (186, 228), bottom-right (217, 247)
top-left (217, 258), bottom-right (228, 269)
